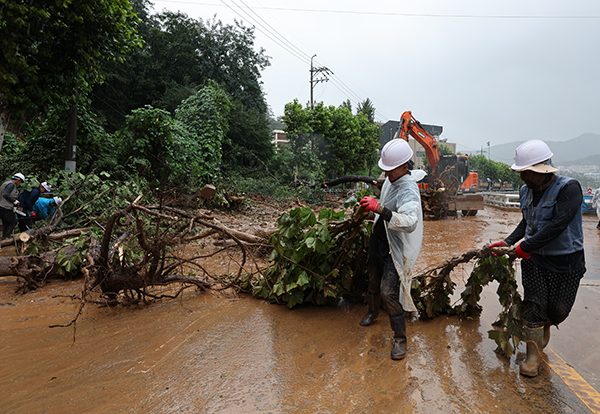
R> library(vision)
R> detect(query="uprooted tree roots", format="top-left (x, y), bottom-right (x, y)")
top-left (44, 199), bottom-right (273, 332)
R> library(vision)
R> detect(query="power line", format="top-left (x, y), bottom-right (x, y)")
top-left (228, 0), bottom-right (311, 61)
top-left (218, 0), bottom-right (393, 120)
top-left (164, 0), bottom-right (401, 121)
top-left (218, 0), bottom-right (307, 63)
top-left (154, 1), bottom-right (600, 19)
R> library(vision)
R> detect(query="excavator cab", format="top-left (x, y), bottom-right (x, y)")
top-left (438, 155), bottom-right (479, 192)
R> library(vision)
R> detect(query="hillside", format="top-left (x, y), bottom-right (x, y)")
top-left (486, 133), bottom-right (600, 166)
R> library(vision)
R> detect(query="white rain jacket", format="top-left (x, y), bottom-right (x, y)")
top-left (593, 188), bottom-right (600, 222)
top-left (374, 170), bottom-right (424, 312)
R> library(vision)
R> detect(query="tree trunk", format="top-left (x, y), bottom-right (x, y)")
top-left (322, 175), bottom-right (385, 190)
top-left (0, 97), bottom-right (9, 152)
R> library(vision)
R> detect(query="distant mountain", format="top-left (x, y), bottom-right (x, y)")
top-left (487, 133), bottom-right (600, 166)
top-left (559, 154), bottom-right (600, 167)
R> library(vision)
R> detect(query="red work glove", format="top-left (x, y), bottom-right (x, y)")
top-left (30, 211), bottom-right (37, 218)
top-left (359, 196), bottom-right (380, 212)
top-left (515, 243), bottom-right (531, 259)
top-left (488, 240), bottom-right (507, 256)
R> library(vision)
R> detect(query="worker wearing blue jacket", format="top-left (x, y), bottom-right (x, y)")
top-left (18, 182), bottom-right (53, 231)
top-left (33, 196), bottom-right (62, 220)
top-left (488, 139), bottom-right (585, 378)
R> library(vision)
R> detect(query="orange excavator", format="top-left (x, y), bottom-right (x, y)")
top-left (396, 110), bottom-right (483, 215)
top-left (397, 111), bottom-right (478, 191)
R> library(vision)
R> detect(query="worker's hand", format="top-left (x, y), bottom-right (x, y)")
top-left (13, 200), bottom-right (19, 206)
top-left (30, 211), bottom-right (37, 218)
top-left (488, 240), bottom-right (507, 256)
top-left (360, 196), bottom-right (380, 213)
top-left (515, 243), bottom-right (531, 259)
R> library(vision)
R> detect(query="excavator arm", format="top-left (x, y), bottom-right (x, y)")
top-left (398, 111), bottom-right (441, 179)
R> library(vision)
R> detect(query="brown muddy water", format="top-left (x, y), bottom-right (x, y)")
top-left (0, 206), bottom-right (599, 413)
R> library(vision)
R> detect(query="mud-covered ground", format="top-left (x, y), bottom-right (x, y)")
top-left (0, 195), bottom-right (599, 413)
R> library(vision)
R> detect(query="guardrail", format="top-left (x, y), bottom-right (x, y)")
top-left (482, 192), bottom-right (597, 213)
top-left (481, 192), bottom-right (520, 209)
top-left (582, 194), bottom-right (596, 214)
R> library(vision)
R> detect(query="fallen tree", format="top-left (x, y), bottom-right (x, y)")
top-left (411, 245), bottom-right (523, 356)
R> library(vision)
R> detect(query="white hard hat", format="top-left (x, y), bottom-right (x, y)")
top-left (12, 173), bottom-right (25, 182)
top-left (378, 139), bottom-right (414, 171)
top-left (41, 182), bottom-right (52, 193)
top-left (511, 139), bottom-right (558, 173)
top-left (52, 197), bottom-right (62, 205)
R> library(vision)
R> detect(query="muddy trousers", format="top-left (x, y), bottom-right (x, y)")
top-left (521, 259), bottom-right (585, 328)
top-left (0, 208), bottom-right (17, 238)
top-left (366, 239), bottom-right (404, 318)
top-left (366, 239), bottom-right (407, 359)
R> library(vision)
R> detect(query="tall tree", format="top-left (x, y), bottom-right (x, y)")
top-left (283, 100), bottom-right (380, 179)
top-left (340, 99), bottom-right (352, 113)
top-left (92, 11), bottom-right (271, 129)
top-left (91, 8), bottom-right (274, 169)
top-left (356, 98), bottom-right (375, 123)
top-left (0, 0), bottom-right (142, 150)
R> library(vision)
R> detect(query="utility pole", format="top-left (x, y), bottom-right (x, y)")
top-left (65, 104), bottom-right (77, 172)
top-left (487, 141), bottom-right (490, 159)
top-left (310, 55), bottom-right (332, 109)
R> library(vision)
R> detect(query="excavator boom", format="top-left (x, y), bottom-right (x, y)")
top-left (394, 111), bottom-right (483, 215)
top-left (398, 111), bottom-right (441, 179)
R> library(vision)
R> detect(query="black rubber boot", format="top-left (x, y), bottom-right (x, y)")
top-left (360, 294), bottom-right (380, 326)
top-left (520, 326), bottom-right (545, 377)
top-left (390, 313), bottom-right (407, 360)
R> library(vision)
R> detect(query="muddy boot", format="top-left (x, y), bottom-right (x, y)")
top-left (520, 326), bottom-right (545, 377)
top-left (542, 321), bottom-right (551, 349)
top-left (360, 294), bottom-right (380, 326)
top-left (389, 313), bottom-right (407, 360)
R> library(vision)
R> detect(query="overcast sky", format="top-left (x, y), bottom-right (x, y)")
top-left (151, 0), bottom-right (600, 155)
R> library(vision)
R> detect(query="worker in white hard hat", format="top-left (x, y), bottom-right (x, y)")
top-left (358, 139), bottom-right (424, 360)
top-left (0, 173), bottom-right (25, 238)
top-left (488, 139), bottom-right (585, 377)
top-left (592, 186), bottom-right (600, 229)
top-left (32, 196), bottom-right (62, 220)
top-left (17, 181), bottom-right (54, 232)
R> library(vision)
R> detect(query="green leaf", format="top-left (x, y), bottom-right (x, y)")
top-left (297, 271), bottom-right (310, 286)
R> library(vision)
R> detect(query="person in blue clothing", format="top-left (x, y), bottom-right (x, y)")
top-left (32, 196), bottom-right (62, 220)
top-left (488, 139), bottom-right (585, 378)
top-left (17, 181), bottom-right (53, 232)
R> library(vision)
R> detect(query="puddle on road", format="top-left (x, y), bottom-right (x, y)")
top-left (0, 207), bottom-right (597, 413)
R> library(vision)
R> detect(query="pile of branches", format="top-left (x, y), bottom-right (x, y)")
top-left (410, 245), bottom-right (523, 356)
top-left (252, 204), bottom-right (371, 308)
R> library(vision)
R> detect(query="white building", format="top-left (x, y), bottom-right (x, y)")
top-left (271, 130), bottom-right (288, 149)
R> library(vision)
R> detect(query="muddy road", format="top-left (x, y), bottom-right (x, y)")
top-left (0, 204), bottom-right (599, 413)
